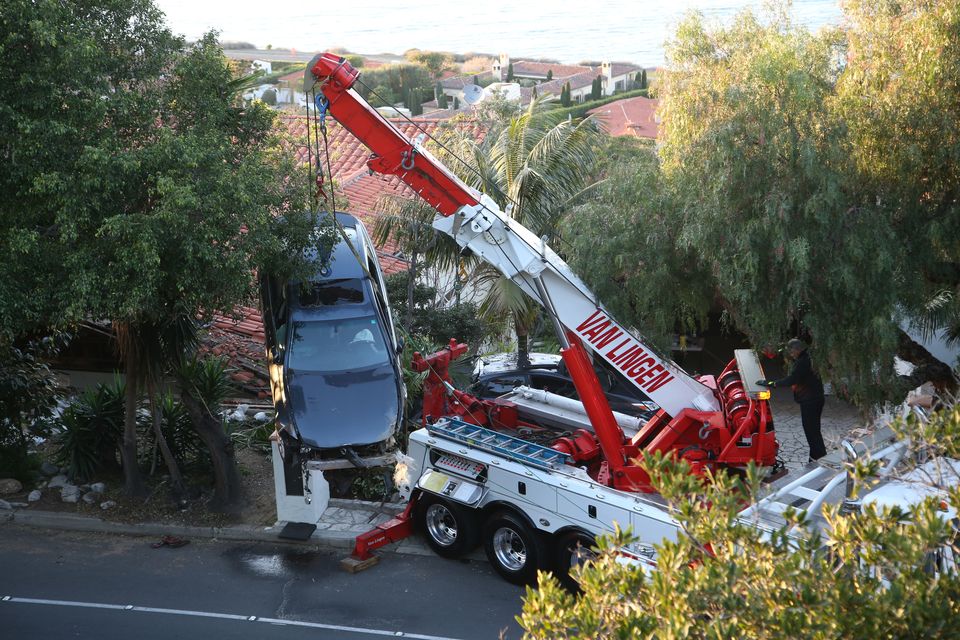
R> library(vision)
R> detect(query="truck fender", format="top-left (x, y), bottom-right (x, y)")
top-left (480, 501), bottom-right (541, 533)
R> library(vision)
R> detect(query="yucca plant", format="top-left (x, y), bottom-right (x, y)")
top-left (141, 391), bottom-right (210, 473)
top-left (56, 378), bottom-right (126, 482)
top-left (178, 355), bottom-right (232, 413)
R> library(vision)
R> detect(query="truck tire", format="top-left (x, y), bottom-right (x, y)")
top-left (553, 530), bottom-right (596, 592)
top-left (415, 493), bottom-right (478, 558)
top-left (482, 511), bottom-right (546, 585)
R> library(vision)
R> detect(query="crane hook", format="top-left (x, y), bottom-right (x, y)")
top-left (401, 148), bottom-right (416, 171)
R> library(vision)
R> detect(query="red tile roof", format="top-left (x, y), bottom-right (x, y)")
top-left (513, 61), bottom-right (592, 79)
top-left (588, 96), bottom-right (659, 139)
top-left (608, 63), bottom-right (642, 77)
top-left (277, 69), bottom-right (306, 84)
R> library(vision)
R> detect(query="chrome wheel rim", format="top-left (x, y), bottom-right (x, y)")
top-left (567, 541), bottom-right (595, 571)
top-left (425, 503), bottom-right (458, 547)
top-left (493, 527), bottom-right (526, 571)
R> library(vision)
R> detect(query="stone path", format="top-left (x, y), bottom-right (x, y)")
top-left (766, 388), bottom-right (865, 470)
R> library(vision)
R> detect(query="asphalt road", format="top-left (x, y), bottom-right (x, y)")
top-left (0, 527), bottom-right (525, 639)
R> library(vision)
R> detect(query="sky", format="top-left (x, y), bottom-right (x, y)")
top-left (152, 0), bottom-right (843, 66)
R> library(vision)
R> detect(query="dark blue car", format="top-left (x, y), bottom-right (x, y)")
top-left (260, 213), bottom-right (405, 467)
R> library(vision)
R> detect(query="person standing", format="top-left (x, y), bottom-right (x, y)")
top-left (758, 339), bottom-right (826, 462)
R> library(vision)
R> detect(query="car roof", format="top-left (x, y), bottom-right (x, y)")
top-left (298, 211), bottom-right (369, 282)
top-left (474, 352), bottom-right (562, 378)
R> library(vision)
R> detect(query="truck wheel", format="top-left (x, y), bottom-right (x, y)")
top-left (482, 511), bottom-right (545, 585)
top-left (415, 494), bottom-right (478, 558)
top-left (553, 531), bottom-right (596, 592)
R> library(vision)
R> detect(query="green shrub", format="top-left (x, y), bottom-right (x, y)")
top-left (0, 334), bottom-right (66, 482)
top-left (547, 87), bottom-right (649, 120)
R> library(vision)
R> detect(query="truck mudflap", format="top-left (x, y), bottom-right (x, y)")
top-left (417, 469), bottom-right (485, 507)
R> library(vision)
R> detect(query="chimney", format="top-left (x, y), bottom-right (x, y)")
top-left (601, 61), bottom-right (613, 96)
top-left (497, 53), bottom-right (510, 81)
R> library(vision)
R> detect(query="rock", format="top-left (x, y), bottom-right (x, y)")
top-left (253, 411), bottom-right (271, 423)
top-left (28, 490), bottom-right (41, 502)
top-left (40, 461), bottom-right (59, 476)
top-left (47, 475), bottom-right (68, 489)
top-left (82, 492), bottom-right (97, 504)
top-left (0, 478), bottom-right (22, 494)
top-left (100, 500), bottom-right (117, 510)
top-left (79, 484), bottom-right (91, 492)
top-left (89, 482), bottom-right (107, 494)
top-left (0, 499), bottom-right (11, 510)
top-left (61, 485), bottom-right (80, 503)
top-left (225, 403), bottom-right (250, 422)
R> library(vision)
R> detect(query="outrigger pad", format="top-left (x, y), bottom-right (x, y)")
top-left (340, 554), bottom-right (380, 573)
top-left (278, 521), bottom-right (317, 541)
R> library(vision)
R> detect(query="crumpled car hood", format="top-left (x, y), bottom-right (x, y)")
top-left (287, 364), bottom-right (400, 449)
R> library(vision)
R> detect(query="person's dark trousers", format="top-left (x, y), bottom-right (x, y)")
top-left (800, 398), bottom-right (827, 460)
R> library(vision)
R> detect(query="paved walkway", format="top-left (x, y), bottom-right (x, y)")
top-left (766, 388), bottom-right (865, 469)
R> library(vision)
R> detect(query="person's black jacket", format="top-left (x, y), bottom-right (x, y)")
top-left (771, 349), bottom-right (824, 404)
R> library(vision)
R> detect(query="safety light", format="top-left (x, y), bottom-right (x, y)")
top-left (757, 390), bottom-right (771, 400)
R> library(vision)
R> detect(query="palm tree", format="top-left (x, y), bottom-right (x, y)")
top-left (438, 96), bottom-right (605, 363)
top-left (373, 193), bottom-right (464, 331)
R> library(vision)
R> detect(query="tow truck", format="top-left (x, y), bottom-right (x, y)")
top-left (271, 53), bottom-right (958, 586)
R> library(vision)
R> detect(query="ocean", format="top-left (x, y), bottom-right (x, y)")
top-left (156, 0), bottom-right (843, 66)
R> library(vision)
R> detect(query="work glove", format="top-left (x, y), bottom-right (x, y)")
top-left (756, 379), bottom-right (775, 388)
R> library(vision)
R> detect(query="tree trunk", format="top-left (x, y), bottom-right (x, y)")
top-left (179, 388), bottom-right (242, 512)
top-left (897, 329), bottom-right (958, 392)
top-left (405, 250), bottom-right (418, 332)
top-left (148, 385), bottom-right (186, 500)
top-left (515, 316), bottom-right (530, 368)
top-left (121, 350), bottom-right (147, 497)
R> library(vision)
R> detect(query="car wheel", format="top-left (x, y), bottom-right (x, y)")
top-left (482, 511), bottom-right (546, 585)
top-left (553, 531), bottom-right (596, 592)
top-left (415, 493), bottom-right (478, 558)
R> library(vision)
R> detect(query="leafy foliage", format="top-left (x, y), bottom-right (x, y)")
top-left (384, 272), bottom-right (492, 348)
top-left (522, 408), bottom-right (960, 638)
top-left (0, 1), bottom-right (323, 500)
top-left (0, 334), bottom-right (67, 480)
top-left (405, 50), bottom-right (453, 80)
top-left (565, 138), bottom-right (714, 350)
top-left (352, 63), bottom-right (433, 107)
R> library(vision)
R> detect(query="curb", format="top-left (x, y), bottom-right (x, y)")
top-left (1, 505), bottom-right (401, 553)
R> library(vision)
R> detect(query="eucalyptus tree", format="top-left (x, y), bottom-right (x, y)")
top-left (566, 0), bottom-right (959, 404)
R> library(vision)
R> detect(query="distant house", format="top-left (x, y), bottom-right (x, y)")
top-left (251, 59), bottom-right (273, 75)
top-left (587, 95), bottom-right (659, 139)
top-left (440, 53), bottom-right (642, 109)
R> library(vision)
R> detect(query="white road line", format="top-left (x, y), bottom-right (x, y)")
top-left (3, 596), bottom-right (463, 640)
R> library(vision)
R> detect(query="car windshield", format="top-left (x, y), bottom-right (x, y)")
top-left (288, 316), bottom-right (389, 372)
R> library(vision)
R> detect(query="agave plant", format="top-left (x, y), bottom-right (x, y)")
top-left (56, 378), bottom-right (126, 482)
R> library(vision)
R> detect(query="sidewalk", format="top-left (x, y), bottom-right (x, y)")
top-left (1, 497), bottom-right (440, 558)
